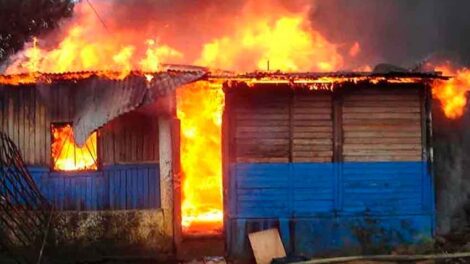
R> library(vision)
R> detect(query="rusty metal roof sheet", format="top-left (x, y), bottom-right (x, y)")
top-left (72, 70), bottom-right (206, 146)
top-left (5, 67), bottom-right (207, 146)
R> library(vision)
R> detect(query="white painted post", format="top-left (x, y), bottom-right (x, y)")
top-left (159, 116), bottom-right (174, 240)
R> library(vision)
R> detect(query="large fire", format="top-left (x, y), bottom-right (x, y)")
top-left (5, 0), bottom-right (348, 75)
top-left (432, 63), bottom-right (470, 119)
top-left (1, 0), bottom-right (353, 234)
top-left (5, 2), bottom-right (183, 76)
top-left (195, 2), bottom-right (344, 72)
top-left (2, 0), bottom-right (470, 235)
top-left (177, 81), bottom-right (225, 235)
top-left (51, 124), bottom-right (98, 171)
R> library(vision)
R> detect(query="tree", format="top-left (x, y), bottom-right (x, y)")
top-left (0, 0), bottom-right (74, 63)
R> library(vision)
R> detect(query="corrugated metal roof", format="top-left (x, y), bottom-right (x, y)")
top-left (0, 64), bottom-right (448, 145)
top-left (71, 70), bottom-right (206, 146)
top-left (1, 68), bottom-right (207, 146)
top-left (208, 70), bottom-right (447, 80)
top-left (0, 64), bottom-right (208, 86)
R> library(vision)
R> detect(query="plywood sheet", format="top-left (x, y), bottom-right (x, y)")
top-left (248, 228), bottom-right (286, 264)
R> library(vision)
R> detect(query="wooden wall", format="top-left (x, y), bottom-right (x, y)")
top-left (226, 84), bottom-right (433, 259)
top-left (30, 164), bottom-right (160, 211)
top-left (342, 88), bottom-right (423, 161)
top-left (0, 84), bottom-right (159, 167)
top-left (0, 85), bottom-right (50, 165)
top-left (227, 85), bottom-right (425, 163)
top-left (292, 92), bottom-right (333, 162)
top-left (229, 88), bottom-right (335, 163)
top-left (233, 89), bottom-right (290, 163)
top-left (99, 113), bottom-right (159, 165)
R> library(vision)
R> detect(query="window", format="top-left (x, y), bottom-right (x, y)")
top-left (51, 123), bottom-right (98, 171)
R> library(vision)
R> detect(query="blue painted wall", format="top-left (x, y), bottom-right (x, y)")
top-left (228, 161), bottom-right (434, 258)
top-left (27, 163), bottom-right (160, 210)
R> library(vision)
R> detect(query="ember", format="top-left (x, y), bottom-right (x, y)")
top-left (51, 124), bottom-right (97, 171)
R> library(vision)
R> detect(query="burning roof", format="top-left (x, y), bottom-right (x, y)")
top-left (0, 64), bottom-right (209, 86)
top-left (0, 65), bottom-right (207, 145)
top-left (210, 69), bottom-right (447, 85)
top-left (0, 64), bottom-right (454, 146)
top-left (0, 66), bottom-right (447, 87)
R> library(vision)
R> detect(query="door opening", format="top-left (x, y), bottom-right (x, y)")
top-left (176, 81), bottom-right (225, 236)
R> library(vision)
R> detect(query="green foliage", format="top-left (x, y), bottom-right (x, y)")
top-left (0, 0), bottom-right (74, 63)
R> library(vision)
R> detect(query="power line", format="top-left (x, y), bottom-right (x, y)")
top-left (85, 0), bottom-right (109, 32)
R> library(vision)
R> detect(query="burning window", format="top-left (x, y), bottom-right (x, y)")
top-left (51, 123), bottom-right (98, 171)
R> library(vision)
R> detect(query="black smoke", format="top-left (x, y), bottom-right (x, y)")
top-left (310, 0), bottom-right (470, 67)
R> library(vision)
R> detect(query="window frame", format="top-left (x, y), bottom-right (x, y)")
top-left (50, 122), bottom-right (101, 172)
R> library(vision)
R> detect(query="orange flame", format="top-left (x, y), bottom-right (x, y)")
top-left (432, 63), bottom-right (470, 119)
top-left (177, 81), bottom-right (224, 235)
top-left (3, 0), bottom-right (360, 77)
top-left (195, 2), bottom-right (343, 72)
top-left (51, 124), bottom-right (97, 171)
top-left (5, 2), bottom-right (183, 76)
top-left (349, 42), bottom-right (361, 58)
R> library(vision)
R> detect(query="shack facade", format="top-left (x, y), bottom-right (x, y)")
top-left (222, 74), bottom-right (435, 258)
top-left (0, 69), bottom-right (437, 260)
top-left (0, 70), bottom-right (200, 259)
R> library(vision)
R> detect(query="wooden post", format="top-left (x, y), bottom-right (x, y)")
top-left (420, 85), bottom-right (427, 162)
top-left (222, 84), bottom-right (232, 252)
top-left (159, 116), bottom-right (174, 238)
top-left (171, 117), bottom-right (182, 249)
top-left (288, 88), bottom-right (294, 163)
top-left (426, 84), bottom-right (434, 164)
top-left (332, 91), bottom-right (343, 162)
top-left (158, 92), bottom-right (179, 251)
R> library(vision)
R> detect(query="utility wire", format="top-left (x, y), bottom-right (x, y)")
top-left (85, 0), bottom-right (109, 32)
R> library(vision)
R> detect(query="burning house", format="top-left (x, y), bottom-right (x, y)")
top-left (3, 0), bottom-right (470, 262)
top-left (0, 66), bottom-right (445, 261)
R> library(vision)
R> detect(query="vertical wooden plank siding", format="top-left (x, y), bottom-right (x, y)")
top-left (1, 86), bottom-right (38, 164)
top-left (99, 113), bottom-right (159, 165)
top-left (0, 85), bottom-right (160, 166)
top-left (27, 164), bottom-right (160, 211)
top-left (0, 85), bottom-right (163, 211)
